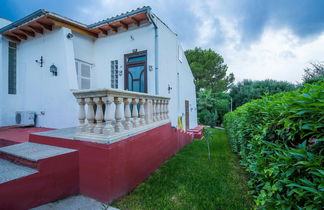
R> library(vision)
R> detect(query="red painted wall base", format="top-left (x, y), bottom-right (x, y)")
top-left (0, 151), bottom-right (79, 210)
top-left (30, 123), bottom-right (193, 203)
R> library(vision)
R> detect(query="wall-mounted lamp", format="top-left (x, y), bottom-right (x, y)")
top-left (50, 64), bottom-right (58, 76)
top-left (132, 49), bottom-right (138, 53)
top-left (66, 33), bottom-right (74, 39)
top-left (35, 56), bottom-right (44, 67)
top-left (118, 70), bottom-right (123, 76)
top-left (130, 35), bottom-right (134, 40)
top-left (168, 84), bottom-right (172, 94)
top-left (149, 65), bottom-right (153, 71)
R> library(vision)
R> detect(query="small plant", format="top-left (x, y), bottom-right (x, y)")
top-left (202, 128), bottom-right (212, 160)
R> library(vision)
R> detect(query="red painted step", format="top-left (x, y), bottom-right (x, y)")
top-left (0, 142), bottom-right (79, 210)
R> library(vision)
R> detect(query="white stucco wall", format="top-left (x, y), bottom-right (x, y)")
top-left (0, 27), bottom-right (78, 128)
top-left (0, 16), bottom-right (197, 129)
top-left (155, 17), bottom-right (198, 129)
top-left (93, 24), bottom-right (155, 92)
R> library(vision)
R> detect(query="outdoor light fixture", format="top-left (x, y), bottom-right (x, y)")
top-left (130, 35), bottom-right (134, 40)
top-left (50, 64), bottom-right (58, 76)
top-left (149, 65), bottom-right (153, 71)
top-left (168, 84), bottom-right (172, 94)
top-left (35, 56), bottom-right (44, 67)
top-left (132, 49), bottom-right (138, 53)
top-left (66, 33), bottom-right (74, 39)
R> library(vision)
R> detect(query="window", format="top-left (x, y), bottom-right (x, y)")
top-left (8, 42), bottom-right (17, 94)
top-left (75, 60), bottom-right (91, 89)
top-left (111, 60), bottom-right (118, 88)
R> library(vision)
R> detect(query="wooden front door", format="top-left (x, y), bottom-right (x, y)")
top-left (185, 100), bottom-right (189, 130)
top-left (124, 50), bottom-right (147, 93)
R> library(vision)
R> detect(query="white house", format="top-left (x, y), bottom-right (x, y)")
top-left (0, 6), bottom-right (197, 130)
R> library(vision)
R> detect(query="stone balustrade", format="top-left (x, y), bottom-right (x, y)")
top-left (72, 88), bottom-right (170, 143)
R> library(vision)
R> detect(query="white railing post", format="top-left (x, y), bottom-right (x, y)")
top-left (132, 98), bottom-right (139, 128)
top-left (94, 97), bottom-right (104, 134)
top-left (156, 99), bottom-right (160, 121)
top-left (114, 97), bottom-right (124, 133)
top-left (144, 99), bottom-right (151, 124)
top-left (77, 98), bottom-right (86, 132)
top-left (124, 97), bottom-right (132, 130)
top-left (85, 97), bottom-right (95, 133)
top-left (166, 99), bottom-right (169, 119)
top-left (139, 98), bottom-right (146, 126)
top-left (152, 99), bottom-right (156, 122)
top-left (103, 96), bottom-right (114, 135)
top-left (160, 100), bottom-right (165, 120)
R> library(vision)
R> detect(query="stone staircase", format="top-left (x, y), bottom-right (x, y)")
top-left (0, 142), bottom-right (79, 210)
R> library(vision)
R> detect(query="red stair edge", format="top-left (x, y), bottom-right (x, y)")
top-left (0, 152), bottom-right (38, 169)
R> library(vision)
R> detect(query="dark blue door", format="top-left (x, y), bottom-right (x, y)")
top-left (124, 51), bottom-right (147, 93)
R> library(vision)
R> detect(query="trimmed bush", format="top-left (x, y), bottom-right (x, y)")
top-left (224, 81), bottom-right (324, 209)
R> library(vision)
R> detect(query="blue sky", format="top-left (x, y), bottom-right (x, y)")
top-left (1, 0), bottom-right (324, 83)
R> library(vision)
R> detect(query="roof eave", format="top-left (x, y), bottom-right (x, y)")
top-left (0, 9), bottom-right (48, 33)
top-left (88, 6), bottom-right (151, 28)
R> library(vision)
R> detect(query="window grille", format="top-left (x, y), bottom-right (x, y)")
top-left (111, 60), bottom-right (118, 88)
top-left (8, 42), bottom-right (17, 94)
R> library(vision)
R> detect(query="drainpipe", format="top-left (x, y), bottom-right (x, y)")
top-left (147, 9), bottom-right (159, 95)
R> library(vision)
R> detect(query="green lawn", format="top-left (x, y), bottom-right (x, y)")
top-left (113, 128), bottom-right (252, 210)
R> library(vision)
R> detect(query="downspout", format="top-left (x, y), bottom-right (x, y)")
top-left (147, 9), bottom-right (159, 95)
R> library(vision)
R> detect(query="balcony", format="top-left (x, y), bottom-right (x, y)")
top-left (73, 88), bottom-right (170, 143)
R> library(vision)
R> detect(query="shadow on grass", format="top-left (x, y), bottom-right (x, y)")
top-left (113, 128), bottom-right (253, 210)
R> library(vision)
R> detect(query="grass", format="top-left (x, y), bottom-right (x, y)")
top-left (113, 128), bottom-right (252, 210)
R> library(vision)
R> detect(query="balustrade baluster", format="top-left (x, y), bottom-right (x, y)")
top-left (161, 100), bottom-right (165, 120)
top-left (77, 98), bottom-right (86, 132)
top-left (85, 97), bottom-right (95, 133)
top-left (145, 99), bottom-right (151, 124)
top-left (103, 96), bottom-right (114, 135)
top-left (139, 98), bottom-right (146, 126)
top-left (152, 99), bottom-right (156, 122)
top-left (124, 98), bottom-right (132, 130)
top-left (156, 99), bottom-right (160, 121)
top-left (94, 97), bottom-right (104, 134)
top-left (166, 100), bottom-right (169, 119)
top-left (132, 98), bottom-right (139, 128)
top-left (114, 97), bottom-right (124, 133)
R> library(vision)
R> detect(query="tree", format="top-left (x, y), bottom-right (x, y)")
top-left (197, 90), bottom-right (218, 127)
top-left (303, 62), bottom-right (324, 84)
top-left (197, 90), bottom-right (231, 127)
top-left (185, 47), bottom-right (234, 93)
top-left (229, 79), bottom-right (297, 110)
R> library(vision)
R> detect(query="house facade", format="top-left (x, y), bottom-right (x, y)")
top-left (0, 7), bottom-right (197, 130)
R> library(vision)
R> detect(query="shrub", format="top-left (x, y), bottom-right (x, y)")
top-left (224, 81), bottom-right (324, 209)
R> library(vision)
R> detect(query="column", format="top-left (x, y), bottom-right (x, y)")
top-left (139, 98), bottom-right (146, 126)
top-left (114, 97), bottom-right (124, 133)
top-left (85, 97), bottom-right (95, 133)
top-left (156, 99), bottom-right (160, 121)
top-left (77, 98), bottom-right (86, 132)
top-left (132, 98), bottom-right (139, 128)
top-left (94, 97), bottom-right (104, 134)
top-left (152, 99), bottom-right (156, 122)
top-left (103, 96), bottom-right (114, 135)
top-left (124, 97), bottom-right (132, 130)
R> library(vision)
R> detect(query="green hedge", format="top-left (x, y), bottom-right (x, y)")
top-left (224, 81), bottom-right (324, 209)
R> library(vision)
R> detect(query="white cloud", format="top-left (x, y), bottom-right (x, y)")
top-left (223, 28), bottom-right (324, 83)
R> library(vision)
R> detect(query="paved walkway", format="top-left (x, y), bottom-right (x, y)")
top-left (0, 126), bottom-right (54, 143)
top-left (32, 195), bottom-right (119, 210)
